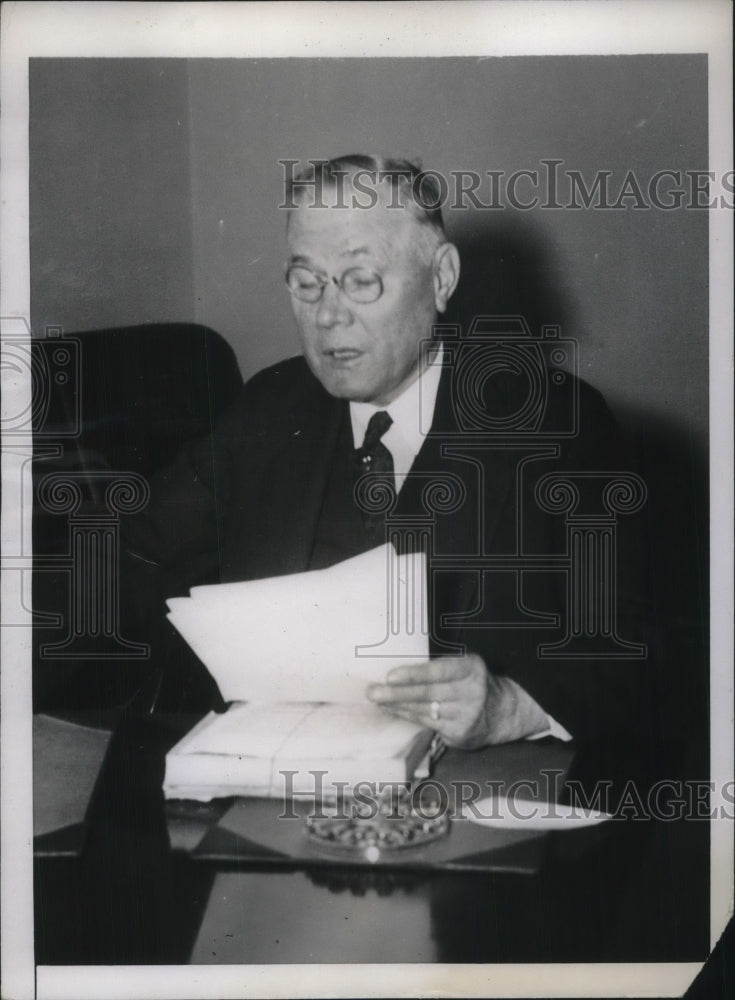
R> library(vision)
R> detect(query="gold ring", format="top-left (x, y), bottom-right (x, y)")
top-left (429, 700), bottom-right (441, 722)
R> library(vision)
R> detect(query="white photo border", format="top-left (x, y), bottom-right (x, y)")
top-left (1, 2), bottom-right (732, 998)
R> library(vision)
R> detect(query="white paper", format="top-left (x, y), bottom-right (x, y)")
top-left (279, 702), bottom-right (424, 759)
top-left (179, 703), bottom-right (311, 758)
top-left (166, 543), bottom-right (428, 703)
top-left (463, 796), bottom-right (613, 830)
top-left (175, 702), bottom-right (424, 760)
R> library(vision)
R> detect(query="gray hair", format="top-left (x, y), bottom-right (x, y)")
top-left (286, 154), bottom-right (447, 259)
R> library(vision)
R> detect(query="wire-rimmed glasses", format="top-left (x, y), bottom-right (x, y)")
top-left (285, 265), bottom-right (384, 304)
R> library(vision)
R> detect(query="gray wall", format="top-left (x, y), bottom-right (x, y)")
top-left (30, 59), bottom-right (195, 332)
top-left (30, 56), bottom-right (708, 449)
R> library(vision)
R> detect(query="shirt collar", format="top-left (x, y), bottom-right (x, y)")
top-left (349, 343), bottom-right (444, 473)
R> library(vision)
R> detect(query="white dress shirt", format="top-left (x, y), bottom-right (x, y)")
top-left (349, 344), bottom-right (571, 743)
top-left (349, 344), bottom-right (443, 494)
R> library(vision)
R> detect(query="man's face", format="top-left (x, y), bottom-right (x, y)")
top-left (286, 197), bottom-right (440, 405)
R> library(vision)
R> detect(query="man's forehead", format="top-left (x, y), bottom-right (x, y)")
top-left (286, 200), bottom-right (415, 258)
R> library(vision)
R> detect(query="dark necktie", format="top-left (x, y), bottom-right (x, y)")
top-left (353, 410), bottom-right (394, 534)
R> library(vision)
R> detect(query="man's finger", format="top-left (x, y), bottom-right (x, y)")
top-left (385, 658), bottom-right (472, 685)
top-left (382, 700), bottom-right (460, 719)
top-left (367, 681), bottom-right (464, 704)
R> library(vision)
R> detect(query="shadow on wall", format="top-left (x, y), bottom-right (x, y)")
top-left (445, 218), bottom-right (709, 780)
top-left (445, 216), bottom-right (571, 344)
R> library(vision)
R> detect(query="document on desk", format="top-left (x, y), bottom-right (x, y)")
top-left (163, 544), bottom-right (434, 800)
top-left (166, 543), bottom-right (428, 703)
top-left (163, 701), bottom-right (435, 800)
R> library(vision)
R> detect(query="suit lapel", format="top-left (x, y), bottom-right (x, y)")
top-left (273, 393), bottom-right (345, 574)
top-left (399, 363), bottom-right (518, 554)
top-left (233, 380), bottom-right (345, 579)
top-left (395, 362), bottom-right (520, 651)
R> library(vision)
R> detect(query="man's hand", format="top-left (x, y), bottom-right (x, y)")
top-left (366, 654), bottom-right (549, 749)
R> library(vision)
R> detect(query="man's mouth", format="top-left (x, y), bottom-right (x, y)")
top-left (324, 348), bottom-right (363, 362)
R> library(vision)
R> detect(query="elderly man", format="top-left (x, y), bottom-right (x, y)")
top-left (124, 155), bottom-right (657, 764)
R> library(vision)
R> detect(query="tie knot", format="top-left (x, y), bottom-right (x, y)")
top-left (362, 410), bottom-right (393, 453)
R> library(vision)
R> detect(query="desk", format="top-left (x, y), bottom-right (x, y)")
top-left (34, 711), bottom-right (709, 965)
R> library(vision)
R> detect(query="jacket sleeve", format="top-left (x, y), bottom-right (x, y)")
top-left (465, 379), bottom-right (673, 784)
top-left (116, 380), bottom-right (262, 710)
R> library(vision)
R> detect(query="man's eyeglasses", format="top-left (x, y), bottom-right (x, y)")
top-left (285, 265), bottom-right (384, 304)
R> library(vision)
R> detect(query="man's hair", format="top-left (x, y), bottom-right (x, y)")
top-left (287, 154), bottom-right (447, 259)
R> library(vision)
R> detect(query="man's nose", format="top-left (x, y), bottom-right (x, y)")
top-left (315, 280), bottom-right (352, 328)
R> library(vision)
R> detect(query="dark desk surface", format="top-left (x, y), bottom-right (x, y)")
top-left (34, 710), bottom-right (710, 966)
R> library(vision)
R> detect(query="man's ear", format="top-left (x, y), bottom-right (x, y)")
top-left (433, 242), bottom-right (461, 313)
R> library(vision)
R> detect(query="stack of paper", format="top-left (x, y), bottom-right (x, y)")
top-left (166, 543), bottom-right (428, 703)
top-left (164, 544), bottom-right (434, 800)
top-left (163, 702), bottom-right (435, 800)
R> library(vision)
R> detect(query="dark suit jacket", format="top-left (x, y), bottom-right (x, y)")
top-left (122, 350), bottom-right (669, 786)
